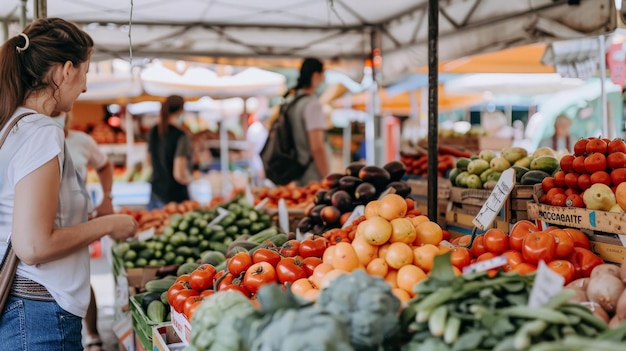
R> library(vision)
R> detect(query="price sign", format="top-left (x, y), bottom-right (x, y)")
top-left (245, 184), bottom-right (255, 206)
top-left (278, 198), bottom-right (289, 234)
top-left (134, 227), bottom-right (155, 242)
top-left (462, 254), bottom-right (507, 274)
top-left (208, 207), bottom-right (231, 227)
top-left (254, 198), bottom-right (269, 211)
top-left (341, 205), bottom-right (365, 229)
top-left (528, 260), bottom-right (564, 308)
top-left (472, 168), bottom-right (515, 231)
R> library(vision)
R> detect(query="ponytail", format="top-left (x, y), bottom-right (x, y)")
top-left (0, 36), bottom-right (27, 131)
top-left (159, 95), bottom-right (184, 137)
top-left (289, 58), bottom-right (323, 95)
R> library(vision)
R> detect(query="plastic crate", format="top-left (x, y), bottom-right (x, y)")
top-left (129, 293), bottom-right (168, 351)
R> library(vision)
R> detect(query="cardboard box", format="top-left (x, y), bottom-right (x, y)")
top-left (113, 313), bottom-right (136, 351)
top-left (152, 324), bottom-right (185, 351)
top-left (171, 307), bottom-right (191, 345)
top-left (439, 136), bottom-right (512, 153)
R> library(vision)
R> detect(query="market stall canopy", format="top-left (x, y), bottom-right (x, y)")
top-left (444, 73), bottom-right (585, 96)
top-left (3, 0), bottom-right (617, 85)
top-left (79, 59), bottom-right (143, 102)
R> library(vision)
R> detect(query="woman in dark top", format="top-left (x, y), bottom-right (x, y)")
top-left (147, 95), bottom-right (193, 209)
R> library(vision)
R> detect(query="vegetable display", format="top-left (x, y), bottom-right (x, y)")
top-left (400, 144), bottom-right (470, 178)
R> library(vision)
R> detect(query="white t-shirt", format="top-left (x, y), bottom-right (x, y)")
top-left (0, 108), bottom-right (91, 318)
top-left (65, 130), bottom-right (108, 182)
top-left (246, 121), bottom-right (269, 178)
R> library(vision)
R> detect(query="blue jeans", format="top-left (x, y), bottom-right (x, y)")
top-left (147, 193), bottom-right (165, 211)
top-left (0, 295), bottom-right (82, 351)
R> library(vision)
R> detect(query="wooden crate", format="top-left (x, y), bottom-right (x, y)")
top-left (448, 185), bottom-right (534, 224)
top-left (439, 136), bottom-right (512, 153)
top-left (445, 210), bottom-right (510, 236)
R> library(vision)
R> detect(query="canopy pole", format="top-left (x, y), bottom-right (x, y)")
top-left (427, 0), bottom-right (439, 223)
top-left (34, 0), bottom-right (47, 19)
top-left (599, 34), bottom-right (609, 138)
top-left (219, 120), bottom-right (231, 200)
top-left (1, 20), bottom-right (8, 42)
top-left (19, 0), bottom-right (27, 29)
top-left (367, 27), bottom-right (382, 166)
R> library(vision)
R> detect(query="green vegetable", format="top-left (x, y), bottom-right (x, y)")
top-left (317, 269), bottom-right (400, 349)
top-left (177, 262), bottom-right (200, 276)
top-left (146, 300), bottom-right (166, 323)
top-left (144, 276), bottom-right (176, 293)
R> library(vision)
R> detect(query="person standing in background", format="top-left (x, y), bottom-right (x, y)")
top-left (0, 17), bottom-right (137, 350)
top-left (538, 114), bottom-right (574, 152)
top-left (147, 95), bottom-right (194, 209)
top-left (289, 58), bottom-right (330, 186)
top-left (53, 111), bottom-right (113, 351)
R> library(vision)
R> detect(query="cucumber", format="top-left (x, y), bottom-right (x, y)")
top-left (512, 166), bottom-right (530, 184)
top-left (520, 170), bottom-right (551, 185)
top-left (201, 251), bottom-right (226, 266)
top-left (530, 155), bottom-right (560, 174)
top-left (147, 300), bottom-right (166, 323)
top-left (175, 246), bottom-right (193, 258)
top-left (141, 292), bottom-right (163, 311)
top-left (160, 291), bottom-right (169, 306)
top-left (176, 262), bottom-right (200, 276)
top-left (455, 158), bottom-right (471, 171)
top-left (144, 276), bottom-right (177, 293)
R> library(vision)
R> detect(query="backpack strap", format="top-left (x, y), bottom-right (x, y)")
top-left (0, 112), bottom-right (35, 149)
top-left (282, 93), bottom-right (313, 165)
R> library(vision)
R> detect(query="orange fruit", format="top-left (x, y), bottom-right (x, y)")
top-left (377, 243), bottom-right (391, 260)
top-left (414, 221), bottom-right (443, 245)
top-left (366, 257), bottom-right (389, 277)
top-left (332, 242), bottom-right (360, 272)
top-left (350, 236), bottom-right (379, 266)
top-left (364, 200), bottom-right (381, 219)
top-left (396, 264), bottom-right (427, 294)
top-left (356, 216), bottom-right (392, 245)
top-left (389, 218), bottom-right (417, 244)
top-left (413, 244), bottom-right (440, 272)
top-left (309, 263), bottom-right (334, 289)
top-left (320, 269), bottom-right (347, 289)
top-left (303, 288), bottom-right (320, 302)
top-left (291, 278), bottom-right (314, 296)
top-left (385, 242), bottom-right (414, 269)
top-left (391, 288), bottom-right (412, 303)
top-left (616, 182), bottom-right (626, 211)
top-left (378, 194), bottom-right (408, 221)
top-left (410, 215), bottom-right (430, 228)
top-left (322, 245), bottom-right (336, 265)
top-left (384, 269), bottom-right (399, 288)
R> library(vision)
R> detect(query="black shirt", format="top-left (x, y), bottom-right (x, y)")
top-left (148, 125), bottom-right (192, 203)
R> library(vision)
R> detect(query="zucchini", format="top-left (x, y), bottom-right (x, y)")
top-left (520, 170), bottom-right (551, 185)
top-left (144, 276), bottom-right (177, 293)
top-left (146, 300), bottom-right (166, 323)
top-left (176, 262), bottom-right (200, 276)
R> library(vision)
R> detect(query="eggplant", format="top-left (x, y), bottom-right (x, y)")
top-left (354, 182), bottom-right (378, 205)
top-left (323, 188), bottom-right (338, 204)
top-left (386, 181), bottom-right (411, 198)
top-left (309, 204), bottom-right (326, 225)
top-left (358, 166), bottom-right (391, 192)
top-left (331, 190), bottom-right (354, 213)
top-left (297, 217), bottom-right (313, 233)
top-left (321, 173), bottom-right (343, 189)
top-left (314, 190), bottom-right (329, 205)
top-left (338, 176), bottom-right (363, 195)
top-left (345, 162), bottom-right (366, 177)
top-left (321, 206), bottom-right (341, 225)
top-left (383, 160), bottom-right (407, 182)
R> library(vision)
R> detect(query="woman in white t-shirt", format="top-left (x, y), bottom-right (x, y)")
top-left (0, 18), bottom-right (137, 351)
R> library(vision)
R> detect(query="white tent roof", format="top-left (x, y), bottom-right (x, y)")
top-left (3, 0), bottom-right (618, 84)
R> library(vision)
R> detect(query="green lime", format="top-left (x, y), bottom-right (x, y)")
top-left (123, 250), bottom-right (137, 261)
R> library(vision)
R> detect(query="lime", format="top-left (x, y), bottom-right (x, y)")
top-left (123, 261), bottom-right (135, 269)
top-left (135, 258), bottom-right (148, 268)
top-left (123, 250), bottom-right (137, 261)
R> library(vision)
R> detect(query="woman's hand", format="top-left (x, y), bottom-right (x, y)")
top-left (106, 214), bottom-right (138, 241)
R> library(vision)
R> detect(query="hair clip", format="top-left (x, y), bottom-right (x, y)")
top-left (16, 33), bottom-right (30, 53)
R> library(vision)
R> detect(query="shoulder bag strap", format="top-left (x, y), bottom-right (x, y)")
top-left (0, 112), bottom-right (36, 149)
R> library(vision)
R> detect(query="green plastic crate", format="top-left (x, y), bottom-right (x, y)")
top-left (130, 293), bottom-right (168, 351)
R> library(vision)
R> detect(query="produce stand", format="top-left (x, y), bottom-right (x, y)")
top-left (439, 136), bottom-right (513, 153)
top-left (406, 177), bottom-right (451, 226)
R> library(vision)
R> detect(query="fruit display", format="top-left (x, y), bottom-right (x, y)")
top-left (399, 145), bottom-right (471, 178)
top-left (451, 146), bottom-right (560, 190)
top-left (118, 200), bottom-right (203, 233)
top-left (113, 196), bottom-right (277, 269)
top-left (539, 137), bottom-right (626, 210)
top-left (253, 182), bottom-right (324, 209)
top-left (297, 161), bottom-right (413, 236)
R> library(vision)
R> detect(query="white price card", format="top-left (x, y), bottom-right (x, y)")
top-left (341, 205), bottom-right (365, 229)
top-left (134, 227), bottom-right (155, 242)
top-left (278, 198), bottom-right (289, 234)
top-left (378, 187), bottom-right (394, 199)
top-left (472, 168), bottom-right (515, 231)
top-left (245, 184), bottom-right (255, 206)
top-left (208, 207), bottom-right (231, 227)
top-left (254, 197), bottom-right (269, 211)
top-left (528, 260), bottom-right (564, 308)
top-left (462, 254), bottom-right (507, 274)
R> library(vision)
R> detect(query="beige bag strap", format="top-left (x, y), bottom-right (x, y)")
top-left (0, 112), bottom-right (35, 148)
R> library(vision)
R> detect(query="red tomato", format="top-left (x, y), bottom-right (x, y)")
top-left (275, 257), bottom-right (307, 284)
top-left (189, 264), bottom-right (217, 292)
top-left (200, 289), bottom-right (215, 298)
top-left (559, 155), bottom-right (575, 173)
top-left (522, 232), bottom-right (556, 265)
top-left (567, 247), bottom-right (603, 279)
top-left (512, 262), bottom-right (537, 275)
top-left (483, 229), bottom-right (509, 254)
top-left (549, 229), bottom-right (575, 259)
top-left (450, 247), bottom-right (472, 270)
top-left (574, 138), bottom-right (589, 156)
top-left (541, 177), bottom-right (556, 193)
top-left (586, 138), bottom-right (608, 154)
top-left (502, 250), bottom-right (524, 272)
top-left (607, 152), bottom-right (626, 170)
top-left (171, 288), bottom-right (200, 313)
top-left (299, 236), bottom-right (329, 258)
top-left (221, 284), bottom-right (252, 297)
top-left (565, 194), bottom-right (585, 208)
top-left (175, 274), bottom-right (191, 284)
top-left (577, 174), bottom-right (592, 191)
top-left (243, 262), bottom-right (278, 294)
top-left (610, 168), bottom-right (626, 186)
top-left (280, 240), bottom-right (301, 257)
top-left (509, 220), bottom-right (538, 251)
top-left (182, 295), bottom-right (204, 318)
top-left (216, 272), bottom-right (234, 291)
top-left (572, 156), bottom-right (587, 174)
top-left (166, 282), bottom-right (188, 307)
top-left (564, 173), bottom-right (580, 190)
top-left (608, 139), bottom-right (626, 154)
top-left (547, 260), bottom-right (576, 285)
top-left (228, 252), bottom-right (253, 276)
top-left (301, 256), bottom-right (323, 276)
top-left (551, 193), bottom-right (567, 207)
top-left (554, 170), bottom-right (567, 187)
top-left (584, 153), bottom-right (607, 173)
top-left (564, 229), bottom-right (591, 249)
top-left (564, 188), bottom-right (580, 197)
top-left (476, 252), bottom-right (496, 262)
top-left (470, 235), bottom-right (487, 258)
top-left (590, 171), bottom-right (611, 186)
top-left (252, 248), bottom-right (281, 267)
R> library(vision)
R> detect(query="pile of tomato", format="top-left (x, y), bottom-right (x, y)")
top-left (448, 220), bottom-right (603, 284)
top-left (167, 236), bottom-right (329, 319)
top-left (540, 137), bottom-right (626, 207)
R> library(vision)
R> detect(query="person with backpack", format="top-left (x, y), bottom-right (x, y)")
top-left (262, 58), bottom-right (329, 186)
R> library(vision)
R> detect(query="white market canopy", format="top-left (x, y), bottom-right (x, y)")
top-left (2, 0), bottom-right (618, 85)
